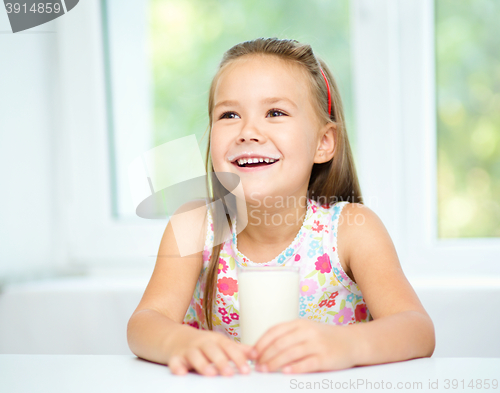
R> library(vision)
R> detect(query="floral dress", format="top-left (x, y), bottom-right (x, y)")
top-left (182, 198), bottom-right (373, 342)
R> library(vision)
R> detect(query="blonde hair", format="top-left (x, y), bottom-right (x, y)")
top-left (202, 38), bottom-right (363, 330)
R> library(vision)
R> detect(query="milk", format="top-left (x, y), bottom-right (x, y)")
top-left (238, 266), bottom-right (300, 346)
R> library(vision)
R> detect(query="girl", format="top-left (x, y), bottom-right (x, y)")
top-left (127, 37), bottom-right (435, 376)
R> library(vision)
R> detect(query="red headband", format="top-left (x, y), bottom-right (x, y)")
top-left (319, 68), bottom-right (332, 117)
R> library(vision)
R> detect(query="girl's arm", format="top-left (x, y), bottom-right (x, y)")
top-left (127, 201), bottom-right (253, 376)
top-left (338, 203), bottom-right (435, 365)
top-left (253, 203), bottom-right (435, 373)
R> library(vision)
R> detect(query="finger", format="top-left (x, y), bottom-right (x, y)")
top-left (254, 320), bottom-right (300, 357)
top-left (168, 355), bottom-right (189, 376)
top-left (235, 342), bottom-right (257, 360)
top-left (281, 355), bottom-right (321, 374)
top-left (221, 343), bottom-right (253, 375)
top-left (185, 348), bottom-right (218, 376)
top-left (201, 343), bottom-right (234, 376)
top-left (264, 342), bottom-right (312, 372)
top-left (256, 329), bottom-right (307, 366)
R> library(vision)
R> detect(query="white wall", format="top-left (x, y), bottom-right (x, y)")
top-left (1, 276), bottom-right (499, 357)
top-left (0, 10), bottom-right (64, 281)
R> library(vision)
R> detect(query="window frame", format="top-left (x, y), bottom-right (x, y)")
top-left (352, 0), bottom-right (500, 277)
top-left (55, 0), bottom-right (163, 272)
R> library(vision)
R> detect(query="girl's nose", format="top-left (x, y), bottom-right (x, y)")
top-left (237, 118), bottom-right (265, 143)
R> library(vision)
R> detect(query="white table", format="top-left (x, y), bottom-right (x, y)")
top-left (0, 355), bottom-right (498, 392)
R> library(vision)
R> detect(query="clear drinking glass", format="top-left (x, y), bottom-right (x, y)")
top-left (238, 266), bottom-right (300, 346)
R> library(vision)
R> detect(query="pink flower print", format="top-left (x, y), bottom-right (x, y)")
top-left (333, 307), bottom-right (353, 325)
top-left (355, 304), bottom-right (368, 322)
top-left (217, 277), bottom-right (238, 296)
top-left (188, 320), bottom-right (199, 329)
top-left (230, 313), bottom-right (239, 320)
top-left (218, 307), bottom-right (227, 316)
top-left (332, 246), bottom-right (336, 252)
top-left (294, 254), bottom-right (301, 261)
top-left (300, 279), bottom-right (318, 296)
top-left (218, 258), bottom-right (228, 274)
top-left (202, 248), bottom-right (211, 262)
top-left (315, 253), bottom-right (332, 274)
top-left (195, 303), bottom-right (205, 324)
top-left (222, 316), bottom-right (231, 324)
top-left (223, 240), bottom-right (233, 253)
top-left (339, 269), bottom-right (350, 281)
top-left (312, 220), bottom-right (324, 233)
top-left (210, 223), bottom-right (214, 231)
top-left (311, 204), bottom-right (317, 213)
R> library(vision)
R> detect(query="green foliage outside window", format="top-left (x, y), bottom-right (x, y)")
top-left (436, 0), bottom-right (500, 237)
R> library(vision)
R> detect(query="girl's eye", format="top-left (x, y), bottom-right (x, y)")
top-left (220, 112), bottom-right (240, 119)
top-left (267, 109), bottom-right (286, 117)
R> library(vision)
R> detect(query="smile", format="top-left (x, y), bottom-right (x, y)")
top-left (231, 158), bottom-right (279, 172)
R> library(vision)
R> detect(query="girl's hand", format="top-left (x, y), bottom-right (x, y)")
top-left (168, 328), bottom-right (255, 377)
top-left (253, 319), bottom-right (360, 374)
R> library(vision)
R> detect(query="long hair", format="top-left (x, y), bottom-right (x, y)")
top-left (202, 37), bottom-right (363, 330)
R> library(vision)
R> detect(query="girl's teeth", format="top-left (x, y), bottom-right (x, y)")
top-left (234, 157), bottom-right (279, 166)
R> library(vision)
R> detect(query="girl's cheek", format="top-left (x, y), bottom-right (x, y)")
top-left (210, 148), bottom-right (224, 172)
top-left (211, 134), bottom-right (225, 159)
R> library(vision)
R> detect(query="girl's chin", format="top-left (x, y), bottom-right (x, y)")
top-left (241, 191), bottom-right (286, 206)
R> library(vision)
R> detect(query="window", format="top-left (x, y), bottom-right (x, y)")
top-left (435, 0), bottom-right (500, 238)
top-left (56, 0), bottom-right (499, 275)
top-left (104, 0), bottom-right (355, 220)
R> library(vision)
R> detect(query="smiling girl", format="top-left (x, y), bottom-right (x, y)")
top-left (127, 37), bottom-right (435, 376)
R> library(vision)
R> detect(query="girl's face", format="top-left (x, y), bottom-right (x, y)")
top-left (210, 55), bottom-right (330, 206)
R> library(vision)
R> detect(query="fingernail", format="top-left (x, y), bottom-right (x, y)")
top-left (204, 365), bottom-right (216, 376)
top-left (241, 364), bottom-right (251, 374)
top-left (257, 364), bottom-right (268, 373)
top-left (282, 366), bottom-right (292, 374)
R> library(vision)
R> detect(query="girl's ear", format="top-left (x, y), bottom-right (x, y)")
top-left (314, 122), bottom-right (336, 164)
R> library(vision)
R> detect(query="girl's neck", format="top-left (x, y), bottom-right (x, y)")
top-left (235, 194), bottom-right (308, 248)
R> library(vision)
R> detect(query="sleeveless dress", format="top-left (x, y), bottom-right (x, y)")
top-left (182, 198), bottom-right (373, 342)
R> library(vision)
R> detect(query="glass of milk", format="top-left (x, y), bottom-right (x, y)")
top-left (238, 266), bottom-right (300, 346)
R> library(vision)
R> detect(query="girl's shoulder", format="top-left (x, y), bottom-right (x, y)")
top-left (335, 202), bottom-right (389, 282)
top-left (336, 202), bottom-right (382, 232)
top-left (169, 198), bottom-right (210, 258)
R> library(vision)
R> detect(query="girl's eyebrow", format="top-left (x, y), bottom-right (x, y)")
top-left (214, 100), bottom-right (239, 110)
top-left (214, 97), bottom-right (297, 110)
top-left (262, 97), bottom-right (298, 109)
